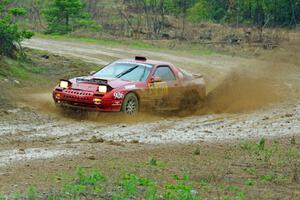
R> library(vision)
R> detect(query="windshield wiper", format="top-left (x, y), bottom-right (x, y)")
top-left (116, 65), bottom-right (139, 78)
top-left (139, 66), bottom-right (147, 81)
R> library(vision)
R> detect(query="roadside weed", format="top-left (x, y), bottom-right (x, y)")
top-left (291, 135), bottom-right (296, 145)
top-left (194, 146), bottom-right (201, 155)
top-left (76, 167), bottom-right (105, 186)
top-left (244, 167), bottom-right (256, 175)
top-left (199, 179), bottom-right (209, 187)
top-left (149, 157), bottom-right (158, 166)
top-left (258, 138), bottom-right (266, 151)
top-left (239, 141), bottom-right (255, 151)
top-left (112, 173), bottom-right (157, 200)
top-left (165, 183), bottom-right (199, 200)
top-left (13, 192), bottom-right (21, 200)
top-left (236, 192), bottom-right (246, 200)
top-left (244, 179), bottom-right (256, 186)
top-left (240, 138), bottom-right (278, 163)
top-left (119, 173), bottom-right (140, 198)
top-left (224, 185), bottom-right (240, 193)
top-left (27, 187), bottom-right (38, 200)
top-left (260, 173), bottom-right (275, 182)
top-left (63, 168), bottom-right (105, 199)
top-left (148, 157), bottom-right (166, 169)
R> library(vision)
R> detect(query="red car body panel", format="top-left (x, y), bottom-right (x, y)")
top-left (52, 58), bottom-right (206, 112)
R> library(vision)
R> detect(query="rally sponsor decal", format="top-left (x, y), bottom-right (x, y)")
top-left (148, 82), bottom-right (169, 96)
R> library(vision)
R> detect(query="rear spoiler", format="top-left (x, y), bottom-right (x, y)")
top-left (193, 74), bottom-right (203, 78)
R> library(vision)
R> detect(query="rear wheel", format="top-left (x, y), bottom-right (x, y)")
top-left (121, 93), bottom-right (139, 115)
top-left (180, 91), bottom-right (201, 113)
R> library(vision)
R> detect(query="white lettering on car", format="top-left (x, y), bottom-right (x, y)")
top-left (113, 92), bottom-right (125, 99)
top-left (125, 85), bottom-right (136, 90)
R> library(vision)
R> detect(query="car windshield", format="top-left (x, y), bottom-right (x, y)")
top-left (93, 62), bottom-right (153, 81)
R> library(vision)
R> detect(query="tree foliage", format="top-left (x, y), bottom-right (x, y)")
top-left (121, 0), bottom-right (299, 39)
top-left (43, 0), bottom-right (100, 34)
top-left (187, 0), bottom-right (300, 27)
top-left (188, 0), bottom-right (211, 22)
top-left (4, 0), bottom-right (300, 40)
top-left (0, 0), bottom-right (34, 57)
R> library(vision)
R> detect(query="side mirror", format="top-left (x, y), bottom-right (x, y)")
top-left (150, 76), bottom-right (162, 83)
top-left (90, 71), bottom-right (96, 75)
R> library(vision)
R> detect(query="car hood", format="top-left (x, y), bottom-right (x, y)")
top-left (68, 76), bottom-right (135, 91)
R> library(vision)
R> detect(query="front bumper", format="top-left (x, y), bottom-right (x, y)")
top-left (53, 89), bottom-right (123, 112)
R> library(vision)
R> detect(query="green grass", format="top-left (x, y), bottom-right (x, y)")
top-left (0, 49), bottom-right (99, 87)
top-left (35, 32), bottom-right (155, 49)
top-left (0, 168), bottom-right (201, 200)
top-left (9, 65), bottom-right (31, 79)
top-left (34, 32), bottom-right (217, 56)
top-left (0, 58), bottom-right (31, 80)
top-left (0, 57), bottom-right (52, 85)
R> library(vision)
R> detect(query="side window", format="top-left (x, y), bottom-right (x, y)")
top-left (153, 66), bottom-right (176, 81)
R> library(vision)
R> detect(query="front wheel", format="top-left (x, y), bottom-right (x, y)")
top-left (121, 93), bottom-right (139, 115)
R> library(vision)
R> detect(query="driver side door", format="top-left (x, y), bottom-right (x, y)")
top-left (148, 65), bottom-right (179, 110)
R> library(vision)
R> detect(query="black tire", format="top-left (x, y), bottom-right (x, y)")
top-left (121, 93), bottom-right (139, 115)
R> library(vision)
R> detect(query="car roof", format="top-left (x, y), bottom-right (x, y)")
top-left (117, 59), bottom-right (173, 66)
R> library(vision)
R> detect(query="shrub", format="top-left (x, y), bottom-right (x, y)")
top-left (0, 0), bottom-right (33, 57)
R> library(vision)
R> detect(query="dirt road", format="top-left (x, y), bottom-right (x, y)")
top-left (0, 37), bottom-right (299, 192)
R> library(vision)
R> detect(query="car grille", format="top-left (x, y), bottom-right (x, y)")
top-left (63, 90), bottom-right (94, 101)
top-left (63, 95), bottom-right (90, 101)
top-left (65, 90), bottom-right (93, 96)
top-left (62, 89), bottom-right (105, 101)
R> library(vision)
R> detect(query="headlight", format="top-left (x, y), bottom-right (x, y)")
top-left (60, 81), bottom-right (69, 89)
top-left (98, 85), bottom-right (107, 93)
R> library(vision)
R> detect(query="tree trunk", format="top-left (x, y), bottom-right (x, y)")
top-left (181, 0), bottom-right (188, 39)
top-left (288, 0), bottom-right (297, 27)
top-left (66, 14), bottom-right (69, 32)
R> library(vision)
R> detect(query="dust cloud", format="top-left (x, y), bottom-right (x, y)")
top-left (200, 41), bottom-right (300, 114)
top-left (201, 71), bottom-right (283, 114)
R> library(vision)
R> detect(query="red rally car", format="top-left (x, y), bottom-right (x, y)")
top-left (53, 56), bottom-right (206, 115)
